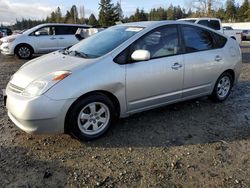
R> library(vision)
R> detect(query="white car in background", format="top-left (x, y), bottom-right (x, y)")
top-left (0, 23), bottom-right (91, 59)
top-left (179, 18), bottom-right (242, 44)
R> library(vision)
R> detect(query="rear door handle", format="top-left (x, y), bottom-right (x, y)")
top-left (59, 37), bottom-right (64, 40)
top-left (171, 63), bottom-right (183, 70)
top-left (215, 55), bottom-right (222, 62)
top-left (50, 37), bottom-right (56, 40)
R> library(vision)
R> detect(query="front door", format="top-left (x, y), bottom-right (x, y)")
top-left (31, 26), bottom-right (58, 54)
top-left (125, 25), bottom-right (184, 112)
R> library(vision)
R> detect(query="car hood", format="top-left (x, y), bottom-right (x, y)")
top-left (0, 34), bottom-right (20, 42)
top-left (10, 51), bottom-right (96, 89)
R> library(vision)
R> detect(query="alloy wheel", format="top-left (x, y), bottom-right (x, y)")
top-left (217, 76), bottom-right (231, 98)
top-left (77, 102), bottom-right (110, 136)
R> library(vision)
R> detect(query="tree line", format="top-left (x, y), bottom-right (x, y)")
top-left (10, 0), bottom-right (250, 30)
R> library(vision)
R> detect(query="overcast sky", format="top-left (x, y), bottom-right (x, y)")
top-left (0, 0), bottom-right (244, 25)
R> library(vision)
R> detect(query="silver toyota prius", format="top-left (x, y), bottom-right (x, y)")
top-left (5, 21), bottom-right (242, 140)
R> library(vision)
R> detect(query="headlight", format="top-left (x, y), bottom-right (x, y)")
top-left (22, 81), bottom-right (48, 97)
top-left (3, 38), bottom-right (15, 43)
top-left (21, 70), bottom-right (71, 97)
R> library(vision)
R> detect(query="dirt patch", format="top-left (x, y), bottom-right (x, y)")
top-left (0, 47), bottom-right (250, 187)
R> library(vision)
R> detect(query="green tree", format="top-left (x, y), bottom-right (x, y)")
top-left (88, 14), bottom-right (99, 26)
top-left (98, 0), bottom-right (118, 27)
top-left (70, 5), bottom-right (79, 24)
top-left (149, 7), bottom-right (167, 21)
top-left (64, 11), bottom-right (72, 23)
top-left (55, 7), bottom-right (62, 23)
top-left (174, 6), bottom-right (184, 19)
top-left (167, 5), bottom-right (174, 20)
top-left (214, 8), bottom-right (226, 21)
top-left (226, 0), bottom-right (236, 22)
top-left (131, 8), bottom-right (148, 21)
top-left (115, 1), bottom-right (123, 21)
top-left (49, 11), bottom-right (57, 22)
top-left (237, 0), bottom-right (249, 21)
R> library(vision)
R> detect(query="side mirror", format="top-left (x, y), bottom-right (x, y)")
top-left (131, 50), bottom-right (150, 61)
top-left (34, 31), bottom-right (40, 36)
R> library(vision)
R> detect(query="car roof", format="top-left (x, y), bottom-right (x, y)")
top-left (179, 17), bottom-right (220, 21)
top-left (37, 23), bottom-right (91, 28)
top-left (119, 20), bottom-right (227, 38)
top-left (121, 20), bottom-right (180, 28)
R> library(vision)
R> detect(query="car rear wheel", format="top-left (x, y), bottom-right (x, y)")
top-left (16, 45), bottom-right (33, 59)
top-left (66, 94), bottom-right (116, 141)
top-left (210, 72), bottom-right (233, 102)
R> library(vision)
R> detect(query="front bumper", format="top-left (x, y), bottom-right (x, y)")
top-left (6, 88), bottom-right (76, 134)
top-left (0, 42), bottom-right (14, 55)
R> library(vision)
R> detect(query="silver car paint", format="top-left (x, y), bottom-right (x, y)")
top-left (6, 21), bottom-right (242, 134)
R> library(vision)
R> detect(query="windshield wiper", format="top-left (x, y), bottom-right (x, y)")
top-left (61, 48), bottom-right (70, 55)
top-left (73, 50), bottom-right (89, 58)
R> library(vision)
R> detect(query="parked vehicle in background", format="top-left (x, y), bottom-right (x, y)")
top-left (75, 28), bottom-right (105, 41)
top-left (242, 30), bottom-right (250, 40)
top-left (0, 23), bottom-right (91, 59)
top-left (0, 27), bottom-right (12, 38)
top-left (178, 18), bottom-right (242, 44)
top-left (5, 21), bottom-right (242, 141)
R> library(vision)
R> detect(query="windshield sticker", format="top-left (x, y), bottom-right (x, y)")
top-left (126, 27), bottom-right (143, 32)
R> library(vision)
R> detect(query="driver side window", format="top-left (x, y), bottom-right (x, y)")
top-left (114, 25), bottom-right (181, 65)
top-left (132, 25), bottom-right (180, 59)
top-left (35, 26), bottom-right (55, 36)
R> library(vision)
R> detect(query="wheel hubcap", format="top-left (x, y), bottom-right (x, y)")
top-left (18, 47), bottom-right (30, 58)
top-left (217, 76), bottom-right (231, 98)
top-left (77, 102), bottom-right (110, 135)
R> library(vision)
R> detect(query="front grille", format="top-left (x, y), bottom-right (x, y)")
top-left (8, 83), bottom-right (24, 94)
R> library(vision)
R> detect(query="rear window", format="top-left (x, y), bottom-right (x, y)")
top-left (212, 32), bottom-right (227, 48)
top-left (182, 25), bottom-right (215, 53)
top-left (197, 20), bottom-right (221, 30)
top-left (55, 26), bottom-right (79, 35)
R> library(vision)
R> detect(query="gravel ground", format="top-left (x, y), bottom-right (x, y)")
top-left (0, 46), bottom-right (250, 187)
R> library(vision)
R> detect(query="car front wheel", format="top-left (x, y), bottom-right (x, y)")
top-left (16, 45), bottom-right (33, 59)
top-left (66, 94), bottom-right (116, 141)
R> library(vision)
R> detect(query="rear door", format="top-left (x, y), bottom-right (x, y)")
top-left (181, 25), bottom-right (225, 98)
top-left (55, 26), bottom-right (80, 49)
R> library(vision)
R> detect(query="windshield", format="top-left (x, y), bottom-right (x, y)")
top-left (23, 25), bottom-right (42, 35)
top-left (68, 25), bottom-right (144, 58)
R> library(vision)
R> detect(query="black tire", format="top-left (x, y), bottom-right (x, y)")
top-left (210, 72), bottom-right (233, 102)
top-left (15, 45), bottom-right (33, 59)
top-left (66, 93), bottom-right (116, 141)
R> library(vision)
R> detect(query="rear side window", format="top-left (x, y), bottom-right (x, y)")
top-left (55, 26), bottom-right (78, 35)
top-left (197, 20), bottom-right (221, 30)
top-left (212, 32), bottom-right (227, 48)
top-left (182, 26), bottom-right (215, 53)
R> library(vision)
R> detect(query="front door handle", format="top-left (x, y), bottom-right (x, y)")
top-left (59, 37), bottom-right (64, 40)
top-left (171, 63), bottom-right (183, 70)
top-left (215, 55), bottom-right (222, 62)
